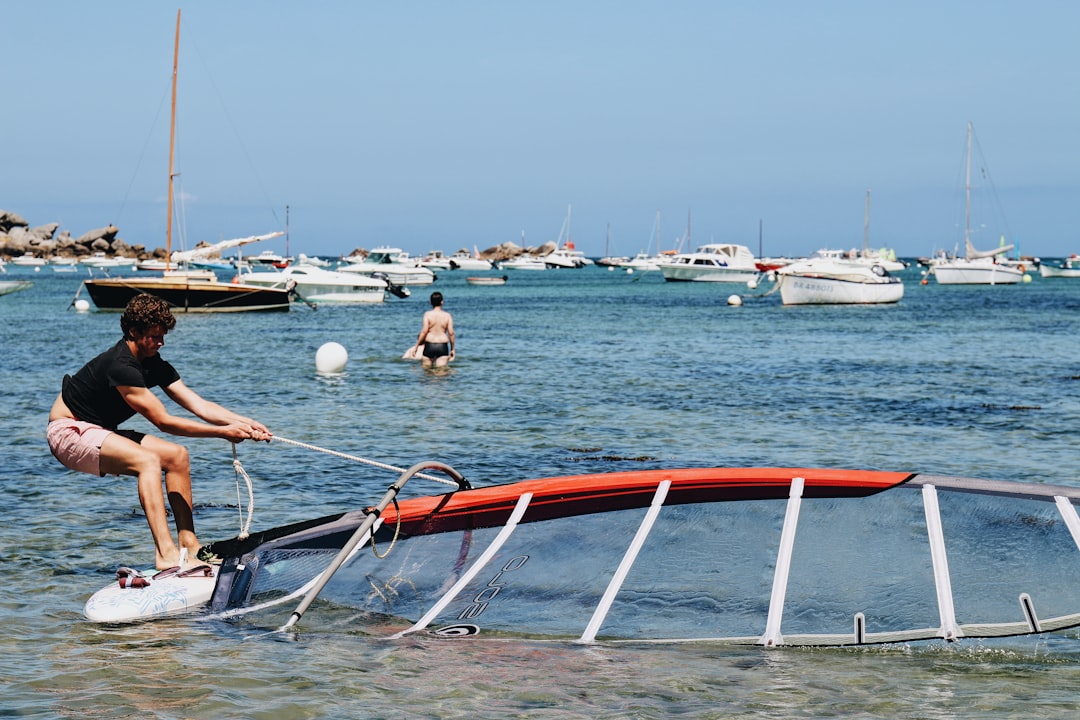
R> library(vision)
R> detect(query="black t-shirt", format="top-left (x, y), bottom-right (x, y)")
top-left (61, 339), bottom-right (181, 429)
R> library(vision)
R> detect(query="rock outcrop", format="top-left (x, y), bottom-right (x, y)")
top-left (0, 211), bottom-right (159, 261)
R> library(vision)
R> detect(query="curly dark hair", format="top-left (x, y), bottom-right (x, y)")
top-left (120, 293), bottom-right (177, 339)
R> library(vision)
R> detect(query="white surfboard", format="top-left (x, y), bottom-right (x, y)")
top-left (84, 564), bottom-right (218, 623)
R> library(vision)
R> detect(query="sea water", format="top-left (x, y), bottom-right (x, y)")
top-left (2, 263), bottom-right (1079, 718)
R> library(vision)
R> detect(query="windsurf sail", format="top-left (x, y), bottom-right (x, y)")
top-left (202, 467), bottom-right (1080, 646)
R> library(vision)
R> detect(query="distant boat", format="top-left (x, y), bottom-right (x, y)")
top-left (0, 280), bottom-right (32, 296)
top-left (10, 253), bottom-right (47, 267)
top-left (240, 264), bottom-right (391, 304)
top-left (776, 253), bottom-right (904, 305)
top-left (448, 248), bottom-right (494, 271)
top-left (339, 247), bottom-right (436, 286)
top-left (82, 10), bottom-right (291, 313)
top-left (658, 243), bottom-right (761, 283)
top-left (501, 255), bottom-right (547, 270)
top-left (931, 123), bottom-right (1023, 286)
top-left (1039, 256), bottom-right (1080, 279)
top-left (466, 275), bottom-right (508, 286)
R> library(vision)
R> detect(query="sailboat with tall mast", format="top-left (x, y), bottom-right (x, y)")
top-left (83, 9), bottom-right (291, 312)
top-left (930, 123), bottom-right (1022, 286)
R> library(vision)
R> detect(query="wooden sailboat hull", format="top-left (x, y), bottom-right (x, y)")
top-left (83, 277), bottom-right (290, 312)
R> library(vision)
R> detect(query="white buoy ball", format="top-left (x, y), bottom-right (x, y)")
top-left (1022, 274), bottom-right (1032, 283)
top-left (74, 299), bottom-right (91, 312)
top-left (315, 342), bottom-right (348, 373)
top-left (747, 278), bottom-right (758, 290)
top-left (626, 267), bottom-right (634, 274)
top-left (727, 294), bottom-right (743, 306)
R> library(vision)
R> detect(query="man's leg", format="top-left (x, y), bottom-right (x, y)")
top-left (140, 435), bottom-right (199, 560)
top-left (100, 433), bottom-right (181, 569)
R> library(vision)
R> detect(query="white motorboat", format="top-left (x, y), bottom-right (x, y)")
top-left (502, 255), bottom-right (548, 270)
top-left (776, 254), bottom-right (904, 305)
top-left (544, 245), bottom-right (587, 268)
top-left (240, 264), bottom-right (391, 304)
top-left (80, 252), bottom-right (136, 269)
top-left (245, 250), bottom-right (292, 267)
top-left (932, 123), bottom-right (1023, 286)
top-left (658, 243), bottom-right (760, 283)
top-left (448, 249), bottom-right (494, 271)
top-left (10, 253), bottom-right (47, 267)
top-left (338, 247), bottom-right (436, 286)
top-left (1039, 256), bottom-right (1080, 279)
top-left (418, 250), bottom-right (453, 270)
top-left (621, 251), bottom-right (662, 271)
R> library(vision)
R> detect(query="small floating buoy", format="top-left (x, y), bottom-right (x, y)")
top-left (74, 299), bottom-right (91, 312)
top-left (727, 295), bottom-right (743, 306)
top-left (315, 342), bottom-right (348, 374)
top-left (626, 267), bottom-right (634, 274)
top-left (1022, 274), bottom-right (1032, 283)
top-left (920, 278), bottom-right (929, 285)
top-left (747, 278), bottom-right (758, 290)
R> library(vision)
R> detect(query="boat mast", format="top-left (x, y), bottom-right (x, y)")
top-left (655, 209), bottom-right (661, 254)
top-left (964, 121), bottom-right (972, 257)
top-left (165, 9), bottom-right (180, 269)
top-left (863, 188), bottom-right (870, 254)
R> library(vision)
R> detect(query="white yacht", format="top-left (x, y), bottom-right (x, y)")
top-left (658, 243), bottom-right (760, 283)
top-left (338, 247), bottom-right (436, 286)
top-left (241, 264), bottom-right (392, 304)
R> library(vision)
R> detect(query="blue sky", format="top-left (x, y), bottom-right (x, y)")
top-left (5, 1), bottom-right (1079, 259)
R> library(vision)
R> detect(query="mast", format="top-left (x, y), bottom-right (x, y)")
top-left (686, 208), bottom-right (691, 252)
top-left (964, 121), bottom-right (972, 257)
top-left (165, 9), bottom-right (180, 268)
top-left (655, 209), bottom-right (661, 254)
top-left (863, 189), bottom-right (870, 253)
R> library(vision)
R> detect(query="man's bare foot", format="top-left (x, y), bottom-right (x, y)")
top-left (156, 550), bottom-right (181, 570)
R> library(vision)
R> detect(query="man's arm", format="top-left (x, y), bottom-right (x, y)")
top-left (120, 383), bottom-right (268, 441)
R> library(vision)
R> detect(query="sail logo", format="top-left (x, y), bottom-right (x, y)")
top-left (456, 555), bottom-right (529, 620)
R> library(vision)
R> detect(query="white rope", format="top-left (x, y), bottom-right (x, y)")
top-left (231, 444), bottom-right (254, 540)
top-left (270, 435), bottom-right (461, 487)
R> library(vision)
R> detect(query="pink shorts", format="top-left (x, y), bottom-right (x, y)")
top-left (47, 419), bottom-right (114, 477)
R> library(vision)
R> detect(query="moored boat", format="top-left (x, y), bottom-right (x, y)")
top-left (339, 247), bottom-right (436, 286)
top-left (466, 275), bottom-right (508, 286)
top-left (932, 123), bottom-right (1024, 286)
top-left (1039, 255), bottom-right (1080, 278)
top-left (82, 11), bottom-right (292, 313)
top-left (776, 254), bottom-right (904, 305)
top-left (240, 264), bottom-right (391, 304)
top-left (657, 243), bottom-right (761, 283)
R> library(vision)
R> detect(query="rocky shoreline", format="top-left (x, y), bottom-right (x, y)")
top-left (2, 208), bottom-right (560, 264)
top-left (0, 210), bottom-right (167, 262)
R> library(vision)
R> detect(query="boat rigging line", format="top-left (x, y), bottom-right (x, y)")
top-left (269, 434), bottom-right (470, 489)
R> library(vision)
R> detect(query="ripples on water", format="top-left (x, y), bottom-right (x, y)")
top-left (2, 265), bottom-right (1079, 717)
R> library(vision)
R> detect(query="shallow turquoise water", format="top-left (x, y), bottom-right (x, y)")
top-left (2, 263), bottom-right (1079, 717)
